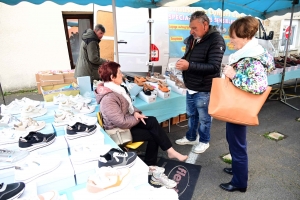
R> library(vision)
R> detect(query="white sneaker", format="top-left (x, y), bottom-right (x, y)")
top-left (53, 111), bottom-right (76, 126)
top-left (69, 94), bottom-right (92, 104)
top-left (150, 172), bottom-right (177, 189)
top-left (86, 167), bottom-right (131, 198)
top-left (13, 117), bottom-right (46, 132)
top-left (175, 136), bottom-right (198, 145)
top-left (21, 105), bottom-right (47, 118)
top-left (15, 154), bottom-right (61, 183)
top-left (193, 142), bottom-right (210, 154)
top-left (58, 100), bottom-right (76, 111)
top-left (74, 114), bottom-right (97, 126)
top-left (1, 102), bottom-right (22, 115)
top-left (70, 144), bottom-right (111, 165)
top-left (15, 97), bottom-right (41, 107)
top-left (53, 93), bottom-right (69, 105)
top-left (73, 103), bottom-right (95, 114)
top-left (0, 114), bottom-right (21, 127)
top-left (148, 166), bottom-right (165, 176)
top-left (0, 128), bottom-right (28, 145)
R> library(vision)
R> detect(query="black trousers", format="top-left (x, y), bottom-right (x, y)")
top-left (130, 116), bottom-right (172, 166)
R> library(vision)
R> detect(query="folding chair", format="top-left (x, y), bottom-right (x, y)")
top-left (96, 112), bottom-right (144, 151)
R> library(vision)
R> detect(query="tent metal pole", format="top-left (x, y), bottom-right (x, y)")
top-left (279, 2), bottom-right (299, 110)
top-left (112, 0), bottom-right (119, 63)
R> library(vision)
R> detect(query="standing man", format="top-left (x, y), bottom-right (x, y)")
top-left (175, 11), bottom-right (225, 153)
top-left (75, 24), bottom-right (108, 85)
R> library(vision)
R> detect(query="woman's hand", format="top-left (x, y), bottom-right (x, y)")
top-left (223, 65), bottom-right (236, 79)
top-left (134, 112), bottom-right (148, 125)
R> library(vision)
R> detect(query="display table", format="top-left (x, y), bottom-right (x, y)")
top-left (134, 91), bottom-right (186, 123)
top-left (268, 65), bottom-right (300, 85)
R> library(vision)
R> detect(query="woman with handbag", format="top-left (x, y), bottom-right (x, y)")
top-left (221, 16), bottom-right (275, 192)
top-left (95, 61), bottom-right (188, 166)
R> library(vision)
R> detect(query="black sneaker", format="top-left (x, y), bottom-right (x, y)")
top-left (98, 148), bottom-right (137, 169)
top-left (19, 131), bottom-right (56, 151)
top-left (0, 182), bottom-right (25, 200)
top-left (66, 122), bottom-right (97, 140)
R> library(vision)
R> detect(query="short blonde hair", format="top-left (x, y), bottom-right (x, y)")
top-left (229, 16), bottom-right (259, 39)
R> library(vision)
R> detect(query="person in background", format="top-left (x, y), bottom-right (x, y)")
top-left (75, 24), bottom-right (108, 87)
top-left (95, 61), bottom-right (188, 166)
top-left (175, 11), bottom-right (226, 154)
top-left (221, 16), bottom-right (275, 192)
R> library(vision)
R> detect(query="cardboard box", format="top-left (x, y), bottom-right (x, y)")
top-left (36, 157), bottom-right (75, 194)
top-left (179, 114), bottom-right (187, 122)
top-left (161, 120), bottom-right (169, 127)
top-left (41, 83), bottom-right (80, 102)
top-left (171, 116), bottom-right (180, 125)
top-left (63, 72), bottom-right (77, 84)
top-left (0, 167), bottom-right (15, 184)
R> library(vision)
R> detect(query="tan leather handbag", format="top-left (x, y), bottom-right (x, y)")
top-left (208, 77), bottom-right (271, 126)
top-left (105, 128), bottom-right (132, 146)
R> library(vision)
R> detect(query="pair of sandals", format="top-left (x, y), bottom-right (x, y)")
top-left (153, 72), bottom-right (165, 80)
top-left (169, 74), bottom-right (186, 89)
top-left (134, 76), bottom-right (146, 86)
top-left (143, 83), bottom-right (155, 96)
top-left (158, 80), bottom-right (169, 93)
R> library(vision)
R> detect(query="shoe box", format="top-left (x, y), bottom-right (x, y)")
top-left (65, 126), bottom-right (105, 154)
top-left (36, 157), bottom-right (75, 194)
top-left (166, 78), bottom-right (187, 96)
top-left (72, 174), bottom-right (138, 200)
top-left (130, 157), bottom-right (150, 188)
top-left (36, 135), bottom-right (69, 158)
top-left (138, 90), bottom-right (157, 103)
top-left (0, 166), bottom-right (15, 184)
top-left (156, 88), bottom-right (171, 99)
top-left (19, 181), bottom-right (38, 199)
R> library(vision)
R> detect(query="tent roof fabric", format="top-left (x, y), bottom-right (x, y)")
top-left (0, 0), bottom-right (299, 19)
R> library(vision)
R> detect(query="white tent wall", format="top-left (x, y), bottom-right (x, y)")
top-left (0, 2), bottom-right (94, 92)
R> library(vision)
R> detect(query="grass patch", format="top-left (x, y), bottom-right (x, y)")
top-left (4, 89), bottom-right (38, 96)
top-left (296, 117), bottom-right (300, 122)
top-left (220, 153), bottom-right (232, 164)
top-left (263, 131), bottom-right (285, 141)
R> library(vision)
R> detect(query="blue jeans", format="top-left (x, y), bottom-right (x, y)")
top-left (186, 91), bottom-right (211, 143)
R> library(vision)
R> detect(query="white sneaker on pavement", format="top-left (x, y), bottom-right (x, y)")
top-left (193, 142), bottom-right (210, 154)
top-left (175, 136), bottom-right (198, 145)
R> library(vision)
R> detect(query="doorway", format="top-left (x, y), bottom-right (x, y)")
top-left (62, 14), bottom-right (93, 69)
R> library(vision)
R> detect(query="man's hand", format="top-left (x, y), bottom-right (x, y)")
top-left (133, 112), bottom-right (148, 125)
top-left (175, 59), bottom-right (189, 71)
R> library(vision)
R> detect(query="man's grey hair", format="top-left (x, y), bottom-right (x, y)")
top-left (190, 11), bottom-right (210, 24)
top-left (94, 24), bottom-right (106, 33)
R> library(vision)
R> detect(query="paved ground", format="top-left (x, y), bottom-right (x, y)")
top-left (1, 82), bottom-right (299, 200)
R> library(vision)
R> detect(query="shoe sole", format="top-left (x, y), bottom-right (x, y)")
top-left (19, 136), bottom-right (56, 152)
top-left (15, 161), bottom-right (61, 183)
top-left (7, 187), bottom-right (25, 200)
top-left (150, 178), bottom-right (176, 189)
top-left (66, 128), bottom-right (96, 140)
top-left (175, 141), bottom-right (198, 145)
top-left (193, 145), bottom-right (209, 154)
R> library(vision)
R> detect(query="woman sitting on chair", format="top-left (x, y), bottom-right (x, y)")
top-left (95, 61), bottom-right (188, 166)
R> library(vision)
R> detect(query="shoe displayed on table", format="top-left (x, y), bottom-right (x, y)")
top-left (53, 111), bottom-right (76, 126)
top-left (175, 79), bottom-right (186, 89)
top-left (148, 166), bottom-right (165, 176)
top-left (14, 97), bottom-right (41, 108)
top-left (0, 149), bottom-right (29, 164)
top-left (58, 100), bottom-right (76, 111)
top-left (53, 93), bottom-right (69, 105)
top-left (70, 144), bottom-right (111, 165)
top-left (87, 167), bottom-right (131, 198)
top-left (0, 128), bottom-right (28, 145)
top-left (219, 182), bottom-right (247, 192)
top-left (66, 122), bottom-right (97, 140)
top-left (175, 136), bottom-right (198, 145)
top-left (0, 115), bottom-right (20, 128)
top-left (153, 72), bottom-right (165, 80)
top-left (150, 172), bottom-right (177, 189)
top-left (134, 76), bottom-right (146, 86)
top-left (146, 76), bottom-right (158, 83)
top-left (143, 85), bottom-right (152, 96)
top-left (0, 102), bottom-right (23, 115)
top-left (158, 83), bottom-right (169, 93)
top-left (193, 142), bottom-right (209, 153)
top-left (13, 117), bottom-right (46, 132)
top-left (15, 155), bottom-right (61, 183)
top-left (20, 105), bottom-right (47, 118)
top-left (72, 102), bottom-right (95, 114)
top-left (98, 148), bottom-right (137, 169)
top-left (223, 168), bottom-right (233, 175)
top-left (69, 94), bottom-right (92, 104)
top-left (0, 182), bottom-right (25, 200)
top-left (19, 131), bottom-right (56, 151)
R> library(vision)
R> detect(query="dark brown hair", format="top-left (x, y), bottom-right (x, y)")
top-left (98, 61), bottom-right (120, 82)
top-left (229, 16), bottom-right (259, 39)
